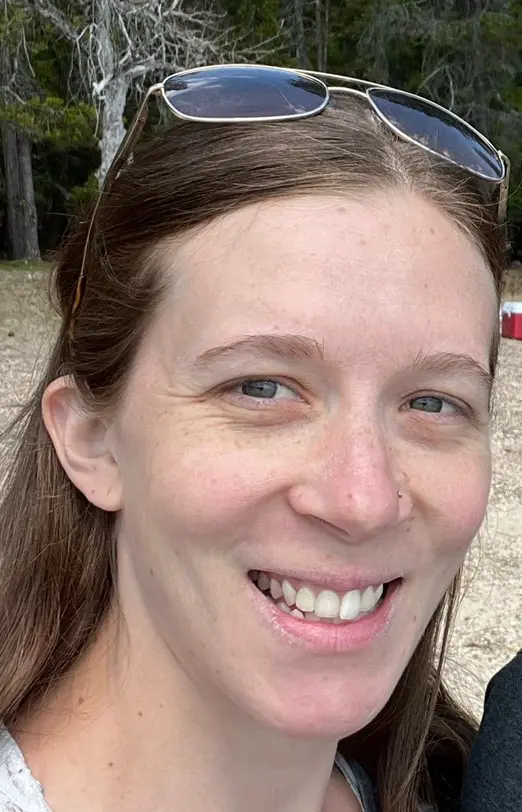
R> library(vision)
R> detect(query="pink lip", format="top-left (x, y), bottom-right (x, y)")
top-left (249, 578), bottom-right (402, 653)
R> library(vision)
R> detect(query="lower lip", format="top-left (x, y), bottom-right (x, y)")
top-left (250, 579), bottom-right (401, 653)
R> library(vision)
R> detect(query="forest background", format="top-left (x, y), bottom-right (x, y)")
top-left (1, 0), bottom-right (522, 262)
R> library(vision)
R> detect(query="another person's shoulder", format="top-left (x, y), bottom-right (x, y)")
top-left (479, 650), bottom-right (522, 747)
top-left (485, 649), bottom-right (522, 697)
top-left (460, 651), bottom-right (522, 812)
top-left (0, 726), bottom-right (49, 812)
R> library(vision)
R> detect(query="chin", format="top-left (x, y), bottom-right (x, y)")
top-left (263, 706), bottom-right (382, 742)
top-left (248, 677), bottom-right (396, 742)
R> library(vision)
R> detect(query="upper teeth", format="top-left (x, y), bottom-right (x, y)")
top-left (258, 574), bottom-right (384, 621)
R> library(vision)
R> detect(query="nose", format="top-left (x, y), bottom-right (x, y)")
top-left (287, 417), bottom-right (405, 542)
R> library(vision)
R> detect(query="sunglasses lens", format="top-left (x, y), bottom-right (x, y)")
top-left (163, 66), bottom-right (328, 120)
top-left (369, 88), bottom-right (504, 181)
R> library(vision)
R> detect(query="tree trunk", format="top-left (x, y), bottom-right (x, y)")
top-left (94, 0), bottom-right (129, 184)
top-left (97, 76), bottom-right (129, 183)
top-left (0, 37), bottom-right (40, 261)
top-left (17, 131), bottom-right (40, 260)
top-left (1, 40), bottom-right (25, 259)
top-left (315, 0), bottom-right (329, 71)
top-left (1, 122), bottom-right (26, 259)
top-left (293, 0), bottom-right (309, 69)
top-left (322, 0), bottom-right (329, 71)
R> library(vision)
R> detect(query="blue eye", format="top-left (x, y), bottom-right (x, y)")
top-left (409, 395), bottom-right (458, 414)
top-left (241, 380), bottom-right (278, 398)
top-left (238, 379), bottom-right (298, 400)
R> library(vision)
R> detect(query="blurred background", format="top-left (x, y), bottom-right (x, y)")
top-left (1, 0), bottom-right (522, 265)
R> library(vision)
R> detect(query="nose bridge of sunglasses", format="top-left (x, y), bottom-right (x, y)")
top-left (327, 86), bottom-right (368, 101)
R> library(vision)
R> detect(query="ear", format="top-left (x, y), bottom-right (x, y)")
top-left (42, 376), bottom-right (122, 512)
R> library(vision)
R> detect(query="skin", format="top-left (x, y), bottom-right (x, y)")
top-left (20, 190), bottom-right (497, 812)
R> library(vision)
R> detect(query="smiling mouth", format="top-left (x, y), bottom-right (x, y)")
top-left (249, 571), bottom-right (395, 625)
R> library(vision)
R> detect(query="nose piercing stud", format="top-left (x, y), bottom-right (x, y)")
top-left (397, 490), bottom-right (403, 499)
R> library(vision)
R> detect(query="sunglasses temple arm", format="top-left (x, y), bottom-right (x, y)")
top-left (498, 152), bottom-right (510, 225)
top-left (108, 83), bottom-right (163, 184)
top-left (71, 85), bottom-right (162, 327)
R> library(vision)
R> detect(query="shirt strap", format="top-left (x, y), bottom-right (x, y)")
top-left (334, 751), bottom-right (379, 812)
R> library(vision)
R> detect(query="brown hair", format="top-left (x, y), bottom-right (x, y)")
top-left (0, 96), bottom-right (507, 811)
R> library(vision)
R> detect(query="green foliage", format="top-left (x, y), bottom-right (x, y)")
top-left (0, 0), bottom-right (93, 146)
top-left (0, 97), bottom-right (96, 146)
top-left (67, 173), bottom-right (100, 215)
top-left (226, 0), bottom-right (283, 44)
top-left (2, 0), bottom-right (522, 254)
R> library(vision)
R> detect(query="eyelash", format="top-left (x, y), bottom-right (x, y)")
top-left (405, 393), bottom-right (469, 420)
top-left (220, 377), bottom-right (304, 406)
top-left (218, 377), bottom-right (472, 419)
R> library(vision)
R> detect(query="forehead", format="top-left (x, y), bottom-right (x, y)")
top-left (155, 191), bottom-right (497, 366)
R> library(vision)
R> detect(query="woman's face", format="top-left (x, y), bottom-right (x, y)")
top-left (109, 191), bottom-right (496, 739)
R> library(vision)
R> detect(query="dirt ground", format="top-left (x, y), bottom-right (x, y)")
top-left (0, 268), bottom-right (521, 721)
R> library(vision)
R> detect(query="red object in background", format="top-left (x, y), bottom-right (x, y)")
top-left (501, 302), bottom-right (522, 340)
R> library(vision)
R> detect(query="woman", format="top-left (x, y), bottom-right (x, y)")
top-left (0, 65), bottom-right (509, 812)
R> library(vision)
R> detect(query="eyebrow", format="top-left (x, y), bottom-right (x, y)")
top-left (193, 334), bottom-right (325, 368)
top-left (408, 351), bottom-right (493, 392)
top-left (192, 335), bottom-right (493, 391)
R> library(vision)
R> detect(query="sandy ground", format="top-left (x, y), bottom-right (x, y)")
top-left (0, 268), bottom-right (521, 721)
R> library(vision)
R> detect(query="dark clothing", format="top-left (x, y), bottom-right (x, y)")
top-left (460, 651), bottom-right (522, 812)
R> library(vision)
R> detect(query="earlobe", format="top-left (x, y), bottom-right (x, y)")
top-left (42, 376), bottom-right (122, 512)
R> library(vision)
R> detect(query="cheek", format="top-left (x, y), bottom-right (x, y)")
top-left (419, 446), bottom-right (491, 555)
top-left (119, 416), bottom-right (295, 540)
top-left (451, 466), bottom-right (490, 542)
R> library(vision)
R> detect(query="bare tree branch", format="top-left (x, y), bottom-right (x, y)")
top-left (32, 0), bottom-right (78, 42)
top-left (28, 0), bottom-right (277, 180)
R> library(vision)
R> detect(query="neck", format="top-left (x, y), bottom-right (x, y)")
top-left (12, 608), bottom-right (357, 812)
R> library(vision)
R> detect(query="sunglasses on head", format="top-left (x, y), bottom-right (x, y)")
top-left (71, 63), bottom-right (510, 324)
